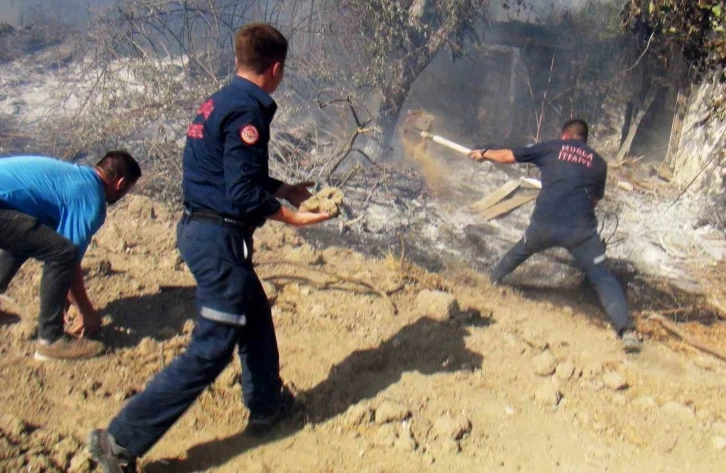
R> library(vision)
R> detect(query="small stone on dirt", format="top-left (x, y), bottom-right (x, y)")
top-left (612, 393), bottom-right (627, 406)
top-left (261, 280), bottom-right (278, 304)
top-left (617, 181), bottom-right (634, 192)
top-left (519, 330), bottom-right (548, 350)
top-left (300, 187), bottom-right (344, 217)
top-left (373, 424), bottom-right (397, 448)
top-left (656, 433), bottom-right (679, 454)
top-left (555, 361), bottom-right (576, 380)
top-left (662, 401), bottom-right (695, 421)
top-left (346, 404), bottom-right (373, 427)
top-left (137, 336), bottom-right (158, 355)
top-left (182, 319), bottom-right (195, 334)
top-left (219, 366), bottom-right (240, 388)
top-left (432, 415), bottom-right (471, 440)
top-left (375, 400), bottom-right (411, 424)
top-left (712, 436), bottom-right (726, 451)
top-left (602, 371), bottom-right (628, 391)
top-left (394, 424), bottom-right (417, 452)
top-left (532, 351), bottom-right (557, 376)
top-left (534, 382), bottom-right (561, 406)
top-left (582, 361), bottom-right (603, 380)
top-left (633, 396), bottom-right (657, 409)
top-left (431, 438), bottom-right (460, 456)
top-left (415, 290), bottom-right (460, 321)
top-left (67, 450), bottom-right (93, 473)
top-left (712, 421), bottom-right (726, 436)
top-left (0, 414), bottom-right (26, 437)
top-left (166, 253), bottom-right (184, 271)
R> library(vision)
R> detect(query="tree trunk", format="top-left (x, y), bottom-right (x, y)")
top-left (377, 81), bottom-right (411, 158)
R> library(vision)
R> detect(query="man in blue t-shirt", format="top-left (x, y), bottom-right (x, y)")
top-left (468, 119), bottom-right (641, 353)
top-left (0, 151), bottom-right (141, 360)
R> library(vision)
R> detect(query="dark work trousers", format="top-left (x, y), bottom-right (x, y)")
top-left (0, 208), bottom-right (77, 341)
top-left (108, 217), bottom-right (281, 457)
top-left (491, 220), bottom-right (634, 334)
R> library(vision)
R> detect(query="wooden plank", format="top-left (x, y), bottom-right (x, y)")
top-left (470, 180), bottom-right (521, 212)
top-left (480, 190), bottom-right (538, 221)
top-left (665, 88), bottom-right (689, 166)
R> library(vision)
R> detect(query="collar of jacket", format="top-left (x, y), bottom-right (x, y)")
top-left (231, 75), bottom-right (276, 110)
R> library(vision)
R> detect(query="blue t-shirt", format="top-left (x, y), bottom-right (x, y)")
top-left (0, 156), bottom-right (106, 260)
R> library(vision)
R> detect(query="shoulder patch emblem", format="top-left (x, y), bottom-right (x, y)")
top-left (240, 125), bottom-right (259, 145)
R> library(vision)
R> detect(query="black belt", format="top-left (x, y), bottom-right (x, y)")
top-left (183, 208), bottom-right (252, 231)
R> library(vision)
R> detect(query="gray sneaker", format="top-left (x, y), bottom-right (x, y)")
top-left (621, 330), bottom-right (642, 353)
top-left (34, 335), bottom-right (104, 361)
top-left (87, 429), bottom-right (137, 473)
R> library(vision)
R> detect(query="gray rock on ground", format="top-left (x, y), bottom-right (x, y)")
top-left (375, 400), bottom-right (411, 424)
top-left (535, 382), bottom-right (561, 406)
top-left (432, 415), bottom-right (471, 440)
top-left (661, 401), bottom-right (696, 421)
top-left (532, 351), bottom-right (557, 376)
top-left (415, 290), bottom-right (460, 321)
top-left (345, 403), bottom-right (374, 427)
top-left (602, 371), bottom-right (628, 391)
top-left (555, 361), bottom-right (576, 380)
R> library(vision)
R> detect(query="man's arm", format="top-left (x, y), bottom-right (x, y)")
top-left (469, 148), bottom-right (516, 164)
top-left (223, 110), bottom-right (329, 225)
top-left (66, 263), bottom-right (101, 337)
top-left (470, 142), bottom-right (551, 165)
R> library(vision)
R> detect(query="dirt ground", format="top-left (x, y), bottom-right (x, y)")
top-left (1, 195), bottom-right (725, 473)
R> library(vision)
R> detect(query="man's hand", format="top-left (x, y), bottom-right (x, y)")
top-left (284, 181), bottom-right (315, 208)
top-left (65, 305), bottom-right (101, 338)
top-left (269, 206), bottom-right (331, 227)
top-left (468, 150), bottom-right (486, 162)
top-left (289, 211), bottom-right (331, 227)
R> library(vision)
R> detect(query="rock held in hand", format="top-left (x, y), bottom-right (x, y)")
top-left (300, 187), bottom-right (344, 217)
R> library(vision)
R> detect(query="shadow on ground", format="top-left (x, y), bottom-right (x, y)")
top-left (100, 286), bottom-right (196, 349)
top-left (140, 312), bottom-right (490, 473)
top-left (0, 309), bottom-right (20, 327)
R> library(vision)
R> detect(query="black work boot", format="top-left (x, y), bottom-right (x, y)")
top-left (245, 385), bottom-right (296, 437)
top-left (87, 429), bottom-right (137, 473)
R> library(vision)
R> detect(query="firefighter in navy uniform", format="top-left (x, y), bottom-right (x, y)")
top-left (88, 23), bottom-right (330, 472)
top-left (468, 119), bottom-right (642, 353)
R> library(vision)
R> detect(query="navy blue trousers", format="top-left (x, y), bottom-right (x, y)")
top-left (108, 218), bottom-right (281, 457)
top-left (491, 220), bottom-right (634, 334)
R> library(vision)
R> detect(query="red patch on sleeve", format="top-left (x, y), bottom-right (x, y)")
top-left (240, 125), bottom-right (259, 145)
top-left (186, 123), bottom-right (204, 139)
top-left (196, 99), bottom-right (215, 120)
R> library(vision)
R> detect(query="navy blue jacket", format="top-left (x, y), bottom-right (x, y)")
top-left (512, 140), bottom-right (606, 227)
top-left (182, 76), bottom-right (283, 227)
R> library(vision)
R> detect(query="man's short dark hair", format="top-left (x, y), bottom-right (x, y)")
top-left (562, 119), bottom-right (589, 142)
top-left (234, 23), bottom-right (288, 74)
top-left (97, 150), bottom-right (142, 182)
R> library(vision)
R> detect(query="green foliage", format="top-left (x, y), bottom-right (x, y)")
top-left (624, 0), bottom-right (726, 76)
